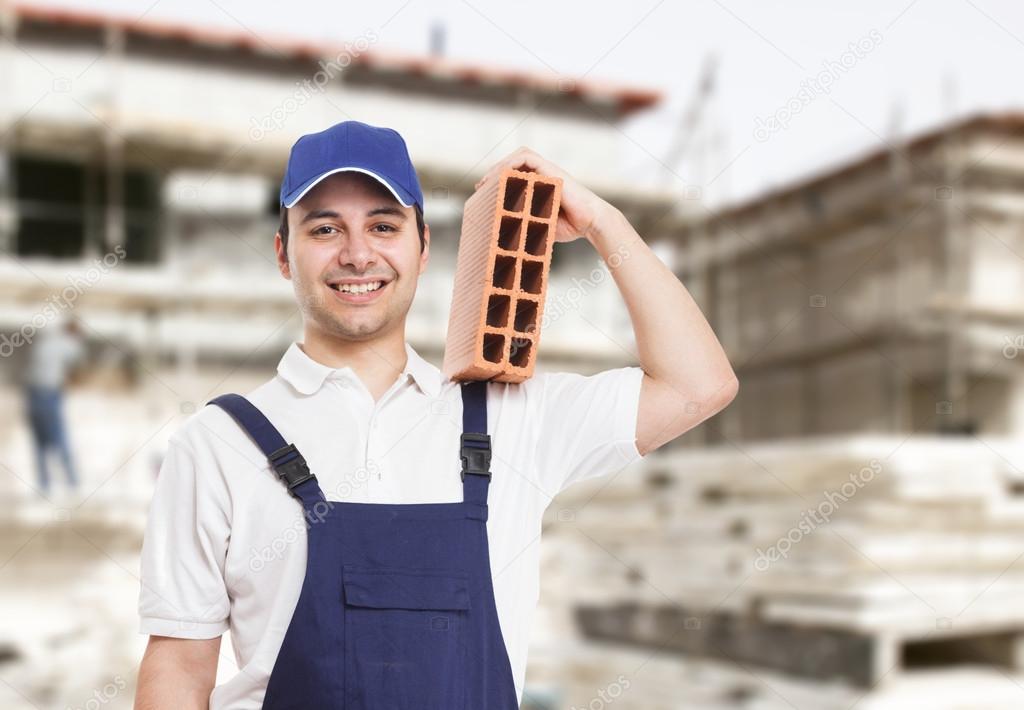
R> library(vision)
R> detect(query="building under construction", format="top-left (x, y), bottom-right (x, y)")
top-left (674, 114), bottom-right (1024, 444)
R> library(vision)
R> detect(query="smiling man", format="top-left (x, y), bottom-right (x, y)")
top-left (134, 120), bottom-right (737, 710)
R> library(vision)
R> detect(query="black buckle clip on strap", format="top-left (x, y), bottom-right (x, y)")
top-left (460, 432), bottom-right (492, 481)
top-left (268, 443), bottom-right (316, 489)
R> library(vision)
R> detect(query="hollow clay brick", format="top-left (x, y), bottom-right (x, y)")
top-left (443, 168), bottom-right (563, 383)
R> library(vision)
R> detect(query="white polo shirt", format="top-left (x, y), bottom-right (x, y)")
top-left (138, 341), bottom-right (646, 708)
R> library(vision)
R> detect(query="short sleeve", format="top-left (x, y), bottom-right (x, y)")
top-left (529, 366), bottom-right (646, 494)
top-left (138, 436), bottom-right (231, 638)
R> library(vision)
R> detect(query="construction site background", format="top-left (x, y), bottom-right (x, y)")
top-left (2, 2), bottom-right (1023, 709)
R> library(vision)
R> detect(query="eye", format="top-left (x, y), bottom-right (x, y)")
top-left (311, 225), bottom-right (338, 236)
top-left (372, 223), bottom-right (397, 233)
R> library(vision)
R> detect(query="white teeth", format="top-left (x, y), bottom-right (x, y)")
top-left (336, 281), bottom-right (383, 294)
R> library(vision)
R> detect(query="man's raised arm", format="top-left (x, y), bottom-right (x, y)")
top-left (475, 147), bottom-right (738, 456)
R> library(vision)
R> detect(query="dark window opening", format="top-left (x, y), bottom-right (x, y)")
top-left (15, 155), bottom-right (161, 263)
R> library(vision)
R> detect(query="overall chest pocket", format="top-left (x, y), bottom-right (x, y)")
top-left (341, 565), bottom-right (471, 710)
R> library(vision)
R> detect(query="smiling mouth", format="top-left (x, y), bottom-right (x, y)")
top-left (328, 280), bottom-right (387, 295)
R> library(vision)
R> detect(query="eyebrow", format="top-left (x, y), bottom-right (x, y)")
top-left (367, 206), bottom-right (407, 220)
top-left (299, 206), bottom-right (407, 225)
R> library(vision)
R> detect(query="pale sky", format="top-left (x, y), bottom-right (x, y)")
top-left (39, 0), bottom-right (1024, 206)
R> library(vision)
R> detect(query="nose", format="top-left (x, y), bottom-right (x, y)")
top-left (337, 229), bottom-right (376, 271)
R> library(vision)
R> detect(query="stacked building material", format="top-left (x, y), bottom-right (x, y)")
top-left (443, 168), bottom-right (562, 383)
top-left (537, 641), bottom-right (1024, 710)
top-left (530, 436), bottom-right (1024, 706)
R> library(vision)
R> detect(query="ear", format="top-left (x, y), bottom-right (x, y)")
top-left (274, 232), bottom-right (291, 280)
top-left (419, 222), bottom-right (430, 274)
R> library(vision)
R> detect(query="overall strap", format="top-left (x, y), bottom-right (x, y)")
top-left (206, 394), bottom-right (326, 510)
top-left (460, 380), bottom-right (492, 506)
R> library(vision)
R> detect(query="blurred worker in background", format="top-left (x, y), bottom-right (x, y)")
top-left (23, 315), bottom-right (86, 496)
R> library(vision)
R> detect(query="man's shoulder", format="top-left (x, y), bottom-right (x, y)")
top-left (477, 369), bottom-right (593, 405)
top-left (484, 366), bottom-right (643, 421)
top-left (485, 367), bottom-right (634, 395)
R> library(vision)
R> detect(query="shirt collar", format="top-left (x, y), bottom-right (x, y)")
top-left (277, 341), bottom-right (442, 398)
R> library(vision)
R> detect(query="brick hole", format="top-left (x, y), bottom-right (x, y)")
top-left (498, 215), bottom-right (522, 251)
top-left (530, 182), bottom-right (556, 218)
top-left (483, 333), bottom-right (505, 363)
top-left (519, 259), bottom-right (544, 294)
top-left (486, 294), bottom-right (511, 328)
top-left (502, 177), bottom-right (528, 212)
top-left (509, 336), bottom-right (532, 367)
top-left (514, 298), bottom-right (538, 333)
top-left (492, 255), bottom-right (516, 290)
top-left (525, 221), bottom-right (548, 256)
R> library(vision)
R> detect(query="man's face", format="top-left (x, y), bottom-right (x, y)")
top-left (276, 172), bottom-right (429, 341)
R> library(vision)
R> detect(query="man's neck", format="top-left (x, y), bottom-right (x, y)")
top-left (300, 332), bottom-right (407, 403)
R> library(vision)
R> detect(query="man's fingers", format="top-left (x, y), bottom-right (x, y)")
top-left (476, 147), bottom-right (537, 190)
top-left (477, 158), bottom-right (514, 188)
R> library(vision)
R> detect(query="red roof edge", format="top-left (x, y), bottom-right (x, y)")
top-left (11, 2), bottom-right (663, 115)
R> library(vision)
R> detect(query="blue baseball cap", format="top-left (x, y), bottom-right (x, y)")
top-left (279, 120), bottom-right (424, 214)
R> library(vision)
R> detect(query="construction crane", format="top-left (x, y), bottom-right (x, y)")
top-left (661, 53), bottom-right (719, 191)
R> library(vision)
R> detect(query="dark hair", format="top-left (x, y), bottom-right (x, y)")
top-left (278, 204), bottom-right (426, 255)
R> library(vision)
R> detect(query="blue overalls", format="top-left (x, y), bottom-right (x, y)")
top-left (207, 380), bottom-right (520, 709)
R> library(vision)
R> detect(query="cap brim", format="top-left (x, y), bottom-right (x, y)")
top-left (282, 166), bottom-right (416, 209)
